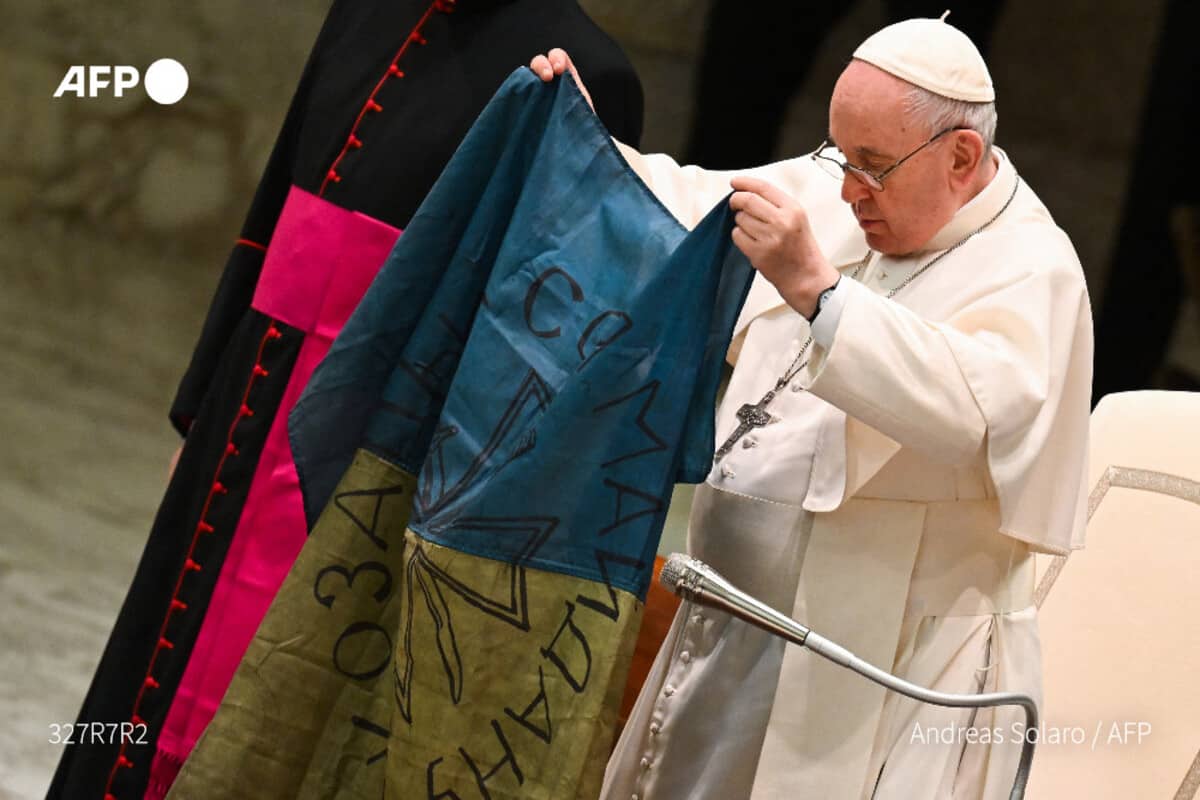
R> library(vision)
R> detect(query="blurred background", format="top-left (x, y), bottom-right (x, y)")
top-left (1, 0), bottom-right (1196, 796)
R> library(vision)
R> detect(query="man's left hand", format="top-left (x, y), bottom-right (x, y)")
top-left (729, 176), bottom-right (840, 318)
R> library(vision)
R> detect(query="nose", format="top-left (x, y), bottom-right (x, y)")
top-left (840, 170), bottom-right (871, 204)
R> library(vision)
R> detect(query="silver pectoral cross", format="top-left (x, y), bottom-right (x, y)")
top-left (714, 393), bottom-right (779, 461)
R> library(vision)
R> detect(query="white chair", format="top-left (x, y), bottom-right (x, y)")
top-left (1028, 391), bottom-right (1200, 799)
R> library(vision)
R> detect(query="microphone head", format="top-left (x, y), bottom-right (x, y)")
top-left (660, 552), bottom-right (691, 593)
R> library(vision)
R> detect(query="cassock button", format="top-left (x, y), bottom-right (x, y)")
top-left (720, 463), bottom-right (736, 479)
top-left (692, 613), bottom-right (704, 624)
top-left (680, 650), bottom-right (691, 664)
top-left (742, 436), bottom-right (757, 449)
top-left (649, 723), bottom-right (661, 735)
top-left (663, 684), bottom-right (675, 697)
top-left (640, 757), bottom-right (651, 769)
top-left (791, 381), bottom-right (804, 393)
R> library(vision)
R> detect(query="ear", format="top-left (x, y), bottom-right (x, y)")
top-left (949, 129), bottom-right (986, 185)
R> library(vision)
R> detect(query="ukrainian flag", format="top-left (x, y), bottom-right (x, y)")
top-left (167, 70), bottom-right (752, 799)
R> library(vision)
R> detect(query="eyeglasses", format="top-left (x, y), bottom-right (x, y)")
top-left (810, 126), bottom-right (969, 191)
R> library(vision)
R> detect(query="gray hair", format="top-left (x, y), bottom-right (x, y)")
top-left (903, 85), bottom-right (997, 155)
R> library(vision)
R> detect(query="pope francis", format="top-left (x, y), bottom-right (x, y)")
top-left (532, 15), bottom-right (1092, 800)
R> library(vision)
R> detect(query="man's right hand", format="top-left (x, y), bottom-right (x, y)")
top-left (529, 48), bottom-right (594, 112)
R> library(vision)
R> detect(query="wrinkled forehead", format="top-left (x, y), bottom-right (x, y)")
top-left (829, 59), bottom-right (922, 145)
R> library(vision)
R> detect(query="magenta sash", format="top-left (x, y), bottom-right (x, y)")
top-left (146, 185), bottom-right (400, 798)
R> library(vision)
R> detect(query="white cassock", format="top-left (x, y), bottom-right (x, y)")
top-left (599, 143), bottom-right (1093, 800)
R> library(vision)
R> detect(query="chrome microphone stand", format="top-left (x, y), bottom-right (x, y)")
top-left (660, 553), bottom-right (1038, 800)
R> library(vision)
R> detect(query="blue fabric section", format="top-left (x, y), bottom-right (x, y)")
top-left (291, 69), bottom-right (753, 598)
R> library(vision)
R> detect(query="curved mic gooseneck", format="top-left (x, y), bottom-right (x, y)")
top-left (659, 552), bottom-right (1038, 800)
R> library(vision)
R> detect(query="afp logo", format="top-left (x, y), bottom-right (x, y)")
top-left (53, 58), bottom-right (189, 104)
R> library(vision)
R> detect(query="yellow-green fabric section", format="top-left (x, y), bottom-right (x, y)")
top-left (392, 527), bottom-right (640, 799)
top-left (167, 449), bottom-right (642, 799)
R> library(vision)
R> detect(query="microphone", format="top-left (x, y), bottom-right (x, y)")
top-left (658, 552), bottom-right (1038, 800)
top-left (659, 553), bottom-right (812, 648)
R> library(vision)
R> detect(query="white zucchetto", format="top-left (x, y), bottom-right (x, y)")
top-left (853, 16), bottom-right (995, 103)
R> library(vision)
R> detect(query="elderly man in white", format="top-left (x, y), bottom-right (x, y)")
top-left (532, 16), bottom-right (1092, 800)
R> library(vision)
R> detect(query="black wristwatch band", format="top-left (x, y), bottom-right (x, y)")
top-left (806, 276), bottom-right (842, 324)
